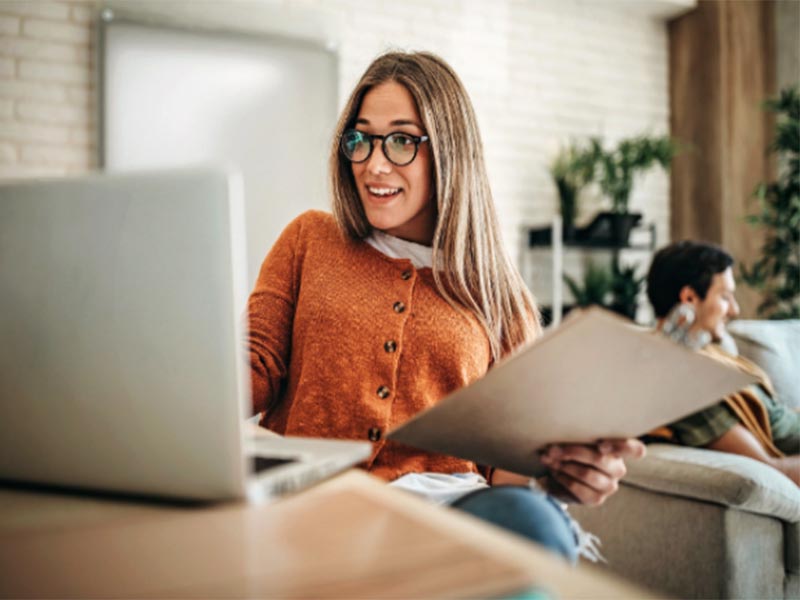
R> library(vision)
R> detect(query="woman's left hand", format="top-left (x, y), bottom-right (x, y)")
top-left (539, 438), bottom-right (646, 505)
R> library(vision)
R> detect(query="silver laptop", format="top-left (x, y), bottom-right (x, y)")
top-left (0, 166), bottom-right (371, 502)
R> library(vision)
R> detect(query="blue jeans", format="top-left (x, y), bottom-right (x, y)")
top-left (451, 485), bottom-right (578, 564)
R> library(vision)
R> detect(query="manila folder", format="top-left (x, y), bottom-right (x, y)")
top-left (388, 307), bottom-right (756, 477)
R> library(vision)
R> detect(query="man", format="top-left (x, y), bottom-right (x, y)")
top-left (646, 240), bottom-right (799, 486)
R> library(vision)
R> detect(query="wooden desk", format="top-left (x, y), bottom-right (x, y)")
top-left (0, 471), bottom-right (660, 598)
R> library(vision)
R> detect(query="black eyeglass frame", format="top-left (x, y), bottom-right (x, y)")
top-left (340, 129), bottom-right (430, 167)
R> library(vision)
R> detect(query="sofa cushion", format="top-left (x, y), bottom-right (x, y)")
top-left (727, 319), bottom-right (800, 409)
top-left (625, 444), bottom-right (800, 523)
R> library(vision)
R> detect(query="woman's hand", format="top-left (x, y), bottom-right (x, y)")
top-left (539, 438), bottom-right (646, 505)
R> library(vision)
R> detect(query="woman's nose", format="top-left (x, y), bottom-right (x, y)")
top-left (366, 141), bottom-right (392, 175)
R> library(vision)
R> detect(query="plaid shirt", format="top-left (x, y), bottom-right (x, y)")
top-left (670, 383), bottom-right (800, 454)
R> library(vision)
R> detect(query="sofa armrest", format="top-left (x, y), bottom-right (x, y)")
top-left (625, 444), bottom-right (800, 522)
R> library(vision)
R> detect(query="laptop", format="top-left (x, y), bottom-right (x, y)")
top-left (0, 166), bottom-right (371, 502)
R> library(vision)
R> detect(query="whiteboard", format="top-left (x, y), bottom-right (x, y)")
top-left (101, 19), bottom-right (338, 290)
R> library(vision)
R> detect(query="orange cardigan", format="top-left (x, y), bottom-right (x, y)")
top-left (247, 211), bottom-right (492, 481)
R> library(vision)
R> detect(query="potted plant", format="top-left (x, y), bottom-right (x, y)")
top-left (609, 260), bottom-right (646, 320)
top-left (562, 259), bottom-right (645, 320)
top-left (588, 135), bottom-right (678, 245)
top-left (741, 86), bottom-right (800, 319)
top-left (549, 143), bottom-right (600, 240)
top-left (563, 260), bottom-right (612, 308)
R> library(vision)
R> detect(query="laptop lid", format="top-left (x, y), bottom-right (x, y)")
top-left (0, 167), bottom-right (251, 500)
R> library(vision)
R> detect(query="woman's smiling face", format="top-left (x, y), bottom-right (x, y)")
top-left (351, 81), bottom-right (436, 245)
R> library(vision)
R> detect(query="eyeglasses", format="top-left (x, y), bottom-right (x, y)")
top-left (340, 128), bottom-right (429, 167)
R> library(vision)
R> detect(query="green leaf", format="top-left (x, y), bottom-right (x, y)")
top-left (741, 85), bottom-right (800, 319)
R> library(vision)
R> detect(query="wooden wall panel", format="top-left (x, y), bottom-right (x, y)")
top-left (722, 0), bottom-right (774, 287)
top-left (669, 0), bottom-right (775, 317)
top-left (669, 2), bottom-right (725, 244)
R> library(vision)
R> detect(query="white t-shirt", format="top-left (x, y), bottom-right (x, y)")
top-left (366, 229), bottom-right (434, 269)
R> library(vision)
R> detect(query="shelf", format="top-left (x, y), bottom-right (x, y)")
top-left (520, 216), bottom-right (656, 327)
top-left (527, 212), bottom-right (656, 251)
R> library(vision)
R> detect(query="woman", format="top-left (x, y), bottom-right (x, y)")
top-left (248, 51), bottom-right (644, 562)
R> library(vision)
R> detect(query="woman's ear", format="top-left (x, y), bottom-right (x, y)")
top-left (678, 285), bottom-right (698, 305)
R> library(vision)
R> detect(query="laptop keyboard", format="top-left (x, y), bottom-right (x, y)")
top-left (252, 457), bottom-right (297, 474)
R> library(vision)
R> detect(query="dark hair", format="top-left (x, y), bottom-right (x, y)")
top-left (646, 241), bottom-right (734, 318)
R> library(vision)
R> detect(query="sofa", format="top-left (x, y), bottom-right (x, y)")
top-left (570, 319), bottom-right (800, 599)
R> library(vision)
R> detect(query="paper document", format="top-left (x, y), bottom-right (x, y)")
top-left (388, 307), bottom-right (755, 477)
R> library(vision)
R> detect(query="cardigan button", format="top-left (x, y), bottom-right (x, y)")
top-left (368, 427), bottom-right (382, 442)
top-left (401, 270), bottom-right (412, 280)
top-left (393, 301), bottom-right (405, 313)
top-left (384, 340), bottom-right (397, 353)
top-left (376, 385), bottom-right (390, 399)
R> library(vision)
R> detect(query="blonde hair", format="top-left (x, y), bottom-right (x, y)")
top-left (331, 51), bottom-right (541, 360)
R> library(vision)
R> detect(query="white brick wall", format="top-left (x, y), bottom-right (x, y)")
top-left (0, 0), bottom-right (97, 178)
top-left (0, 0), bottom-right (671, 269)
